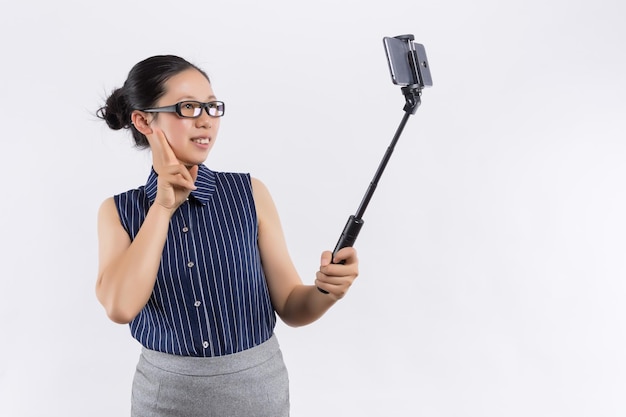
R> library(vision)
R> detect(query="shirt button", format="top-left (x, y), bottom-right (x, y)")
top-left (187, 261), bottom-right (194, 268)
top-left (194, 301), bottom-right (201, 307)
top-left (182, 227), bottom-right (189, 233)
top-left (202, 341), bottom-right (209, 349)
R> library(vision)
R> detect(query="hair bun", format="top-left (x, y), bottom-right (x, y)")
top-left (98, 88), bottom-right (130, 130)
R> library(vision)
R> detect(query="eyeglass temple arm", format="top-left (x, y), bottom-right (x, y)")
top-left (142, 104), bottom-right (177, 113)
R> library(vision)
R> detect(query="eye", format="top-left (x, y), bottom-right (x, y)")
top-left (179, 101), bottom-right (202, 117)
top-left (206, 101), bottom-right (225, 117)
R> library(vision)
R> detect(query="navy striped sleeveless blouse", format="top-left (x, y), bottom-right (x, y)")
top-left (113, 164), bottom-right (276, 357)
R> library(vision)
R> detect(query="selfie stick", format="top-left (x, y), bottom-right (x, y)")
top-left (326, 86), bottom-right (421, 257)
top-left (331, 88), bottom-right (421, 255)
top-left (318, 36), bottom-right (429, 294)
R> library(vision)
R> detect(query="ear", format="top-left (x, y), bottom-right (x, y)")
top-left (131, 110), bottom-right (154, 135)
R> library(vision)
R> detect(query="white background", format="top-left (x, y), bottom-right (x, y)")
top-left (1, 1), bottom-right (625, 416)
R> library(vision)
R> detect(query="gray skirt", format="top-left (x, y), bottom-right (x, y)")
top-left (131, 334), bottom-right (289, 417)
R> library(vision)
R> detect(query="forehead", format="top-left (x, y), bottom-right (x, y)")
top-left (161, 68), bottom-right (214, 102)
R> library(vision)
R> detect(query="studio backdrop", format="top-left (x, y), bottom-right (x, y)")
top-left (1, 1), bottom-right (625, 416)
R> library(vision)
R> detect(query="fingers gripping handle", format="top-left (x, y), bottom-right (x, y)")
top-left (317, 215), bottom-right (364, 294)
top-left (332, 215), bottom-right (364, 259)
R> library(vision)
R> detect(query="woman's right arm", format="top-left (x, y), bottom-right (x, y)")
top-left (96, 127), bottom-right (197, 324)
top-left (96, 197), bottom-right (174, 324)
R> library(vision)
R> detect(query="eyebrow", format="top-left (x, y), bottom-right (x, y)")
top-left (178, 95), bottom-right (217, 102)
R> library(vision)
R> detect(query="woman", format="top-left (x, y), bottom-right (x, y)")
top-left (96, 55), bottom-right (359, 416)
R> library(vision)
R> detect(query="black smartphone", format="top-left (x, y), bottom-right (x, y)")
top-left (383, 35), bottom-right (433, 88)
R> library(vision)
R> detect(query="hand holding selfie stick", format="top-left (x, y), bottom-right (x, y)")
top-left (318, 34), bottom-right (432, 293)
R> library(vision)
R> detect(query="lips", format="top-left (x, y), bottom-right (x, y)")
top-left (191, 137), bottom-right (210, 145)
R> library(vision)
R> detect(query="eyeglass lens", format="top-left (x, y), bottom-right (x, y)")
top-left (179, 101), bottom-right (224, 118)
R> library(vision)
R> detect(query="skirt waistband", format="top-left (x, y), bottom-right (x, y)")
top-left (140, 334), bottom-right (280, 377)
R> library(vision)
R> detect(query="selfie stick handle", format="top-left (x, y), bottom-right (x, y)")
top-left (317, 86), bottom-right (422, 294)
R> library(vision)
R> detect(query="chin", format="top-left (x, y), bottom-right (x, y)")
top-left (184, 159), bottom-right (207, 167)
top-left (180, 152), bottom-right (211, 167)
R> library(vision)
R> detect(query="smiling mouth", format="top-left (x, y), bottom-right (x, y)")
top-left (192, 137), bottom-right (210, 145)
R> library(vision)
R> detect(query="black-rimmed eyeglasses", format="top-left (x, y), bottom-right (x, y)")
top-left (142, 100), bottom-right (225, 118)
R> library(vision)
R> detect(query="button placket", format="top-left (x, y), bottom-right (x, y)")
top-left (178, 199), bottom-right (210, 355)
top-left (180, 205), bottom-right (196, 270)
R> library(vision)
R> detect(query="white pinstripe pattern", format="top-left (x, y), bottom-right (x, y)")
top-left (114, 165), bottom-right (276, 357)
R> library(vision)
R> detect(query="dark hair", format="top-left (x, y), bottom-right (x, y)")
top-left (97, 55), bottom-right (210, 148)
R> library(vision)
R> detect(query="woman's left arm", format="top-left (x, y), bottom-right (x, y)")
top-left (252, 177), bottom-right (359, 327)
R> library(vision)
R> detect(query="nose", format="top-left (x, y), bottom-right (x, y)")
top-left (195, 109), bottom-right (213, 128)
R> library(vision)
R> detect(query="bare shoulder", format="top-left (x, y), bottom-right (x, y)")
top-left (250, 177), bottom-right (274, 208)
top-left (250, 177), bottom-right (281, 227)
top-left (96, 196), bottom-right (130, 277)
top-left (98, 197), bottom-right (119, 222)
top-left (97, 197), bottom-right (126, 239)
top-left (250, 176), bottom-right (269, 195)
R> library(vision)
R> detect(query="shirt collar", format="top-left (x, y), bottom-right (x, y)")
top-left (145, 164), bottom-right (216, 205)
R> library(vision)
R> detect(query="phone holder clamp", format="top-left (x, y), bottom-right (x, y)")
top-left (401, 85), bottom-right (422, 115)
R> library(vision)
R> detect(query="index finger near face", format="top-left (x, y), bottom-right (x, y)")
top-left (148, 128), bottom-right (179, 166)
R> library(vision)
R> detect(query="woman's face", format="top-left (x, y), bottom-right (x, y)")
top-left (148, 68), bottom-right (221, 166)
